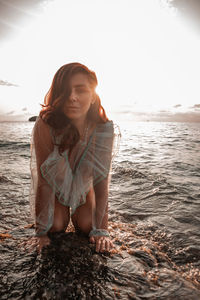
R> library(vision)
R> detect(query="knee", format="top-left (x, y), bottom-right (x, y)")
top-left (50, 204), bottom-right (70, 233)
top-left (72, 216), bottom-right (92, 235)
top-left (50, 218), bottom-right (69, 233)
top-left (78, 220), bottom-right (92, 235)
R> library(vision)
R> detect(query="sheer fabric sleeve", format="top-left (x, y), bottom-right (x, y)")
top-left (29, 117), bottom-right (55, 236)
top-left (92, 121), bottom-right (121, 232)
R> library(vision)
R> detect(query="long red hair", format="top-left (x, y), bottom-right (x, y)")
top-left (40, 62), bottom-right (108, 153)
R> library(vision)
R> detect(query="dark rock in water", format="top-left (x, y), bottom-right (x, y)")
top-left (28, 116), bottom-right (37, 122)
top-left (23, 232), bottom-right (112, 299)
top-left (0, 222), bottom-right (200, 299)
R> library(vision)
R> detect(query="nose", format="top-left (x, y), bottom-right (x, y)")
top-left (69, 89), bottom-right (77, 102)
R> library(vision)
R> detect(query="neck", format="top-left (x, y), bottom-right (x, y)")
top-left (71, 116), bottom-right (88, 135)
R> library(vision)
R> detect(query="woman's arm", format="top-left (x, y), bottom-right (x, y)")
top-left (31, 117), bottom-right (54, 237)
top-left (89, 176), bottom-right (114, 252)
top-left (88, 122), bottom-right (115, 252)
top-left (93, 177), bottom-right (109, 230)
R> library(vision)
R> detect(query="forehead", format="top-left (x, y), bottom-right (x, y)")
top-left (69, 73), bottom-right (90, 87)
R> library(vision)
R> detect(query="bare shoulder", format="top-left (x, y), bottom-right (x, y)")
top-left (35, 116), bottom-right (48, 130)
top-left (35, 117), bottom-right (50, 133)
top-left (33, 117), bottom-right (52, 143)
top-left (96, 120), bottom-right (114, 134)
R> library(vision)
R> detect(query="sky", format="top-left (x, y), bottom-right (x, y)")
top-left (0, 0), bottom-right (200, 122)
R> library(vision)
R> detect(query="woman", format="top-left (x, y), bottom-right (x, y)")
top-left (30, 62), bottom-right (120, 253)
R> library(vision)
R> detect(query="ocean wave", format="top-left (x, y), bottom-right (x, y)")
top-left (0, 175), bottom-right (13, 184)
top-left (112, 165), bottom-right (147, 179)
top-left (0, 140), bottom-right (30, 149)
top-left (1, 121), bottom-right (200, 299)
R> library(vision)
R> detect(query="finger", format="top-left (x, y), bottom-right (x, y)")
top-left (100, 238), bottom-right (106, 253)
top-left (25, 241), bottom-right (37, 253)
top-left (109, 239), bottom-right (114, 249)
top-left (27, 241), bottom-right (38, 253)
top-left (89, 236), bottom-right (95, 244)
top-left (103, 238), bottom-right (114, 252)
top-left (24, 239), bottom-right (36, 251)
top-left (38, 238), bottom-right (50, 253)
top-left (26, 237), bottom-right (41, 253)
top-left (96, 238), bottom-right (101, 253)
top-left (105, 239), bottom-right (110, 252)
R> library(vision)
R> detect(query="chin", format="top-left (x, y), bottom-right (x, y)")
top-left (64, 110), bottom-right (88, 121)
top-left (64, 111), bottom-right (79, 119)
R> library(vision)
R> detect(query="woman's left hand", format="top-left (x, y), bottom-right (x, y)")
top-left (89, 235), bottom-right (114, 253)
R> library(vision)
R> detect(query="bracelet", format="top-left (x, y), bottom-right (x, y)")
top-left (89, 228), bottom-right (110, 237)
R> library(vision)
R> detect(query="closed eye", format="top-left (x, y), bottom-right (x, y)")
top-left (76, 87), bottom-right (90, 93)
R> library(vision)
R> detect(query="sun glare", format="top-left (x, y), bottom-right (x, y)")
top-left (0, 0), bottom-right (200, 121)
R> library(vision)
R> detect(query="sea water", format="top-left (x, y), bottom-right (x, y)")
top-left (0, 120), bottom-right (200, 299)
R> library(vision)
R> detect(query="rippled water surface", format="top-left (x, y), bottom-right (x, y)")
top-left (0, 120), bottom-right (200, 299)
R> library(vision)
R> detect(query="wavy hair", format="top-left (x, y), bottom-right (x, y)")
top-left (40, 62), bottom-right (108, 154)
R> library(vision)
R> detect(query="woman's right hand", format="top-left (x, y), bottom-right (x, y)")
top-left (36, 235), bottom-right (51, 252)
top-left (23, 235), bottom-right (51, 253)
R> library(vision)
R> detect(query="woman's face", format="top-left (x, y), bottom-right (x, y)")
top-left (63, 73), bottom-right (94, 122)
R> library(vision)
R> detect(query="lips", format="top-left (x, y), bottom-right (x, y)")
top-left (65, 106), bottom-right (79, 109)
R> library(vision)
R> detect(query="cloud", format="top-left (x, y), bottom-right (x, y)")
top-left (22, 107), bottom-right (27, 111)
top-left (148, 111), bottom-right (200, 122)
top-left (115, 110), bottom-right (200, 122)
top-left (193, 104), bottom-right (200, 109)
top-left (188, 104), bottom-right (200, 110)
top-left (0, 112), bottom-right (32, 122)
top-left (0, 79), bottom-right (18, 86)
top-left (159, 110), bottom-right (170, 113)
top-left (6, 110), bottom-right (15, 115)
top-left (174, 104), bottom-right (182, 108)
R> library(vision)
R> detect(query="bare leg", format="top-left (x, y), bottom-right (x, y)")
top-left (72, 188), bottom-right (95, 235)
top-left (50, 198), bottom-right (70, 232)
